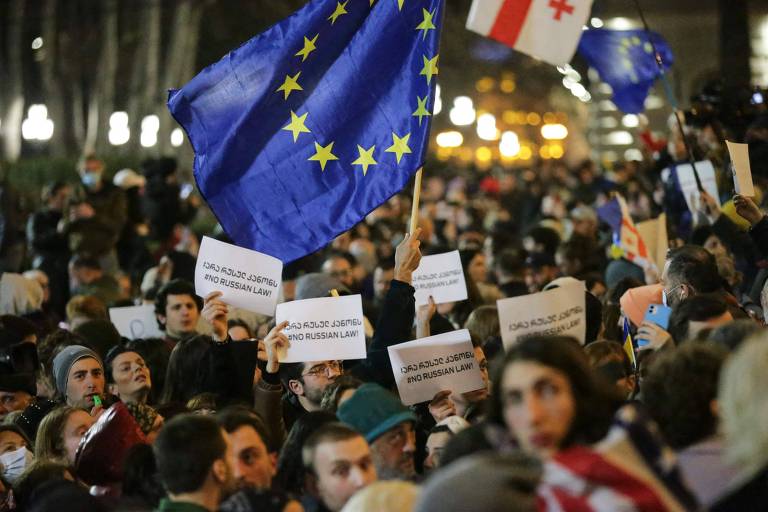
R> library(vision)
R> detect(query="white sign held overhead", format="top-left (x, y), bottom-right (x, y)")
top-left (412, 250), bottom-right (468, 306)
top-left (275, 295), bottom-right (367, 363)
top-left (109, 305), bottom-right (164, 339)
top-left (725, 141), bottom-right (755, 197)
top-left (497, 282), bottom-right (586, 349)
top-left (195, 236), bottom-right (282, 316)
top-left (388, 329), bottom-right (485, 406)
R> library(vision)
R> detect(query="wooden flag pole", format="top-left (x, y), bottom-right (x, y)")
top-left (409, 168), bottom-right (423, 235)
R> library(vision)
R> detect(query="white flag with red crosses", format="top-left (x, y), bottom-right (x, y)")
top-left (466, 0), bottom-right (593, 66)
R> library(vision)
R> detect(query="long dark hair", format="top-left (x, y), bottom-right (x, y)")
top-left (487, 335), bottom-right (622, 450)
top-left (160, 335), bottom-right (211, 405)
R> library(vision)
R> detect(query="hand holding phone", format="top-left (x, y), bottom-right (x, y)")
top-left (636, 304), bottom-right (672, 348)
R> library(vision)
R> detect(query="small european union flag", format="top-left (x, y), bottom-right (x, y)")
top-left (169, 0), bottom-right (444, 263)
top-left (578, 29), bottom-right (673, 114)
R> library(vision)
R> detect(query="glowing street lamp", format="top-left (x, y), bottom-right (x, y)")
top-left (109, 112), bottom-right (130, 146)
top-left (21, 105), bottom-right (54, 141)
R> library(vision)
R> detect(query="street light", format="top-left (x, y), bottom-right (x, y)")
top-left (449, 96), bottom-right (476, 126)
top-left (109, 112), bottom-right (130, 145)
top-left (171, 128), bottom-right (185, 147)
top-left (477, 113), bottom-right (499, 141)
top-left (141, 115), bottom-right (159, 148)
top-left (499, 131), bottom-right (520, 157)
top-left (541, 123), bottom-right (568, 140)
top-left (21, 105), bottom-right (54, 141)
top-left (436, 131), bottom-right (463, 148)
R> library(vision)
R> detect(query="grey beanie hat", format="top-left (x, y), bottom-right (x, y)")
top-left (415, 453), bottom-right (542, 512)
top-left (52, 345), bottom-right (102, 397)
top-left (294, 273), bottom-right (350, 301)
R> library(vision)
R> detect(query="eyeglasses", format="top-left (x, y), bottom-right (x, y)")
top-left (301, 361), bottom-right (343, 378)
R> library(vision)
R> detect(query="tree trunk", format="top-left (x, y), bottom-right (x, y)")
top-left (84, 0), bottom-right (119, 156)
top-left (157, 0), bottom-right (206, 155)
top-left (41, 0), bottom-right (68, 157)
top-left (66, 0), bottom-right (86, 151)
top-left (1, 0), bottom-right (26, 162)
top-left (125, 0), bottom-right (161, 155)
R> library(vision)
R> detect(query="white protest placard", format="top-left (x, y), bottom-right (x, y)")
top-left (636, 213), bottom-right (668, 273)
top-left (497, 282), bottom-right (586, 349)
top-left (726, 141), bottom-right (755, 197)
top-left (662, 160), bottom-right (720, 214)
top-left (388, 329), bottom-right (484, 406)
top-left (275, 295), bottom-right (366, 363)
top-left (412, 250), bottom-right (468, 306)
top-left (109, 305), bottom-right (164, 339)
top-left (195, 236), bottom-right (282, 316)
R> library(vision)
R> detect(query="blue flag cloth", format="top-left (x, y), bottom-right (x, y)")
top-left (577, 29), bottom-right (673, 114)
top-left (168, 0), bottom-right (444, 262)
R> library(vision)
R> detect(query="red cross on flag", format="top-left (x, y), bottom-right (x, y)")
top-left (466, 0), bottom-right (593, 66)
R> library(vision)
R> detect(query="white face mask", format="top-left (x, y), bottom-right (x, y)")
top-left (0, 446), bottom-right (34, 484)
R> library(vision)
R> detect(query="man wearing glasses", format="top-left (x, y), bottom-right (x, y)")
top-left (277, 359), bottom-right (343, 431)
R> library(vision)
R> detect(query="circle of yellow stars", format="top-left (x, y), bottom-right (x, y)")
top-left (617, 35), bottom-right (654, 84)
top-left (275, 0), bottom-right (438, 175)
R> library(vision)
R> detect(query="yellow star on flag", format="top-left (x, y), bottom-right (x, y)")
top-left (281, 111), bottom-right (311, 142)
top-left (308, 141), bottom-right (339, 171)
top-left (295, 34), bottom-right (319, 62)
top-left (420, 54), bottom-right (438, 85)
top-left (328, 1), bottom-right (349, 25)
top-left (385, 132), bottom-right (412, 164)
top-left (352, 145), bottom-right (377, 175)
top-left (276, 71), bottom-right (303, 100)
top-left (415, 8), bottom-right (436, 39)
top-left (396, 0), bottom-right (405, 10)
top-left (412, 95), bottom-right (431, 126)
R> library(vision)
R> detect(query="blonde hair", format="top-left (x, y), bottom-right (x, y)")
top-left (340, 480), bottom-right (420, 512)
top-left (718, 330), bottom-right (768, 481)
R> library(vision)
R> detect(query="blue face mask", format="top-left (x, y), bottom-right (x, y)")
top-left (81, 172), bottom-right (100, 188)
top-left (0, 446), bottom-right (33, 484)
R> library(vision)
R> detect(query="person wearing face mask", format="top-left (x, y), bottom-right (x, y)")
top-left (59, 155), bottom-right (127, 277)
top-left (0, 424), bottom-right (34, 485)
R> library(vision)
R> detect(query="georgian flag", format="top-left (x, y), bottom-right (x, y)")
top-left (466, 0), bottom-right (593, 66)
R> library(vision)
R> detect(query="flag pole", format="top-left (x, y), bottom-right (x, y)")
top-left (409, 167), bottom-right (423, 234)
top-left (630, 0), bottom-right (704, 192)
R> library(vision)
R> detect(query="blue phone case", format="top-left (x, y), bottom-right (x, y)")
top-left (636, 304), bottom-right (672, 347)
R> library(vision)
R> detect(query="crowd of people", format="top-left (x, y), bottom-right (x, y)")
top-left (0, 98), bottom-right (767, 511)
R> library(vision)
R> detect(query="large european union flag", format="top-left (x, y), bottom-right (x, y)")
top-left (169, 0), bottom-right (444, 262)
top-left (578, 29), bottom-right (673, 114)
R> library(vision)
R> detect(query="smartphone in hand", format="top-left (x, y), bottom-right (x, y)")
top-left (636, 304), bottom-right (672, 347)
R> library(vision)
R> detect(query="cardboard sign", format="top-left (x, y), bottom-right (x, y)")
top-left (195, 236), bottom-right (282, 316)
top-left (109, 305), bottom-right (164, 339)
top-left (636, 214), bottom-right (668, 273)
top-left (388, 329), bottom-right (485, 406)
top-left (662, 160), bottom-right (720, 214)
top-left (726, 141), bottom-right (755, 197)
top-left (275, 295), bottom-right (366, 363)
top-left (412, 251), bottom-right (468, 306)
top-left (497, 282), bottom-right (586, 348)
